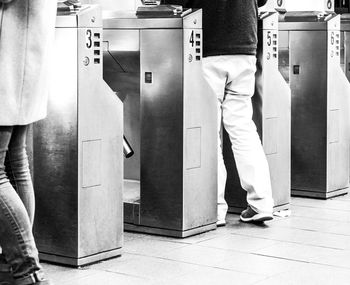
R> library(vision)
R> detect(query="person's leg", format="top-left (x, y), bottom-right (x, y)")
top-left (202, 56), bottom-right (228, 224)
top-left (5, 125), bottom-right (35, 224)
top-left (0, 125), bottom-right (45, 284)
top-left (222, 55), bottom-right (274, 216)
top-left (0, 126), bottom-right (16, 285)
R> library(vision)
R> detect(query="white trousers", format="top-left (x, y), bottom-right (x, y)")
top-left (202, 55), bottom-right (274, 220)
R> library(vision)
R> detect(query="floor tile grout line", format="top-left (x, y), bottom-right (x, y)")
top-left (122, 252), bottom-right (272, 278)
top-left (266, 227), bottom-right (350, 238)
top-left (255, 222), bottom-right (350, 237)
top-left (251, 253), bottom-right (312, 264)
top-left (110, 249), bottom-right (350, 281)
top-left (253, 253), bottom-right (350, 271)
top-left (227, 224), bottom-right (349, 237)
top-left (226, 232), bottom-right (348, 251)
top-left (125, 239), bottom-right (346, 269)
top-left (195, 239), bottom-right (346, 254)
top-left (103, 269), bottom-right (150, 280)
top-left (290, 213), bottom-right (350, 224)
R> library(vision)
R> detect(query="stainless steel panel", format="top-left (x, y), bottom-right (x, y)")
top-left (140, 29), bottom-right (184, 229)
top-left (182, 28), bottom-right (217, 230)
top-left (262, 0), bottom-right (334, 12)
top-left (279, 22), bottom-right (329, 32)
top-left (290, 31), bottom-right (328, 191)
top-left (34, 28), bottom-right (79, 258)
top-left (33, 7), bottom-right (123, 265)
top-left (82, 0), bottom-right (139, 11)
top-left (224, 13), bottom-right (291, 213)
top-left (103, 11), bottom-right (183, 29)
top-left (344, 31), bottom-right (350, 80)
top-left (326, 25), bottom-right (350, 192)
top-left (77, 27), bottom-right (123, 258)
top-left (182, 9), bottom-right (202, 29)
top-left (278, 13), bottom-right (339, 31)
top-left (55, 5), bottom-right (103, 28)
top-left (103, 30), bottom-right (141, 181)
top-left (103, 9), bottom-right (201, 30)
top-left (282, 15), bottom-right (350, 198)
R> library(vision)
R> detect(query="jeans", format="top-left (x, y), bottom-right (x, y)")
top-left (0, 125), bottom-right (41, 281)
top-left (202, 55), bottom-right (274, 221)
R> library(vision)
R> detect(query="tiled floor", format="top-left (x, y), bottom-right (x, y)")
top-left (43, 195), bottom-right (350, 285)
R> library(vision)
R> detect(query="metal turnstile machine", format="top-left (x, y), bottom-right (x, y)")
top-left (222, 13), bottom-right (291, 214)
top-left (337, 1), bottom-right (350, 81)
top-left (103, 9), bottom-right (217, 237)
top-left (279, 9), bottom-right (350, 199)
top-left (336, 1), bottom-right (350, 184)
top-left (33, 5), bottom-right (124, 266)
top-left (340, 14), bottom-right (350, 79)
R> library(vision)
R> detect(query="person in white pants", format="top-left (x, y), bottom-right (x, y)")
top-left (202, 55), bottom-right (274, 225)
top-left (162, 0), bottom-right (274, 224)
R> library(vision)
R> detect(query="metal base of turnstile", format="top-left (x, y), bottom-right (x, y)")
top-left (124, 221), bottom-right (216, 238)
top-left (39, 248), bottom-right (122, 267)
top-left (291, 188), bottom-right (348, 199)
top-left (123, 180), bottom-right (216, 237)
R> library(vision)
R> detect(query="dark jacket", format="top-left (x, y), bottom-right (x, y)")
top-left (163, 0), bottom-right (267, 57)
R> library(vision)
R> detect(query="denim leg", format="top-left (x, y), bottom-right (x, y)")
top-left (5, 125), bottom-right (35, 224)
top-left (0, 126), bottom-right (13, 274)
top-left (0, 126), bottom-right (41, 280)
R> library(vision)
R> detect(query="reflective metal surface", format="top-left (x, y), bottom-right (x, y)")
top-left (82, 0), bottom-right (140, 11)
top-left (103, 10), bottom-right (202, 29)
top-left (103, 10), bottom-right (217, 237)
top-left (123, 136), bottom-right (134, 158)
top-left (223, 13), bottom-right (291, 213)
top-left (33, 5), bottom-right (123, 266)
top-left (341, 14), bottom-right (350, 82)
top-left (262, 0), bottom-right (334, 12)
top-left (279, 14), bottom-right (350, 198)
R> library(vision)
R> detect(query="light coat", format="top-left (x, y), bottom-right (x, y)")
top-left (0, 0), bottom-right (56, 125)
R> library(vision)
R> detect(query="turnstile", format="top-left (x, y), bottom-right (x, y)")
top-left (340, 13), bottom-right (350, 81)
top-left (223, 13), bottom-right (291, 214)
top-left (33, 5), bottom-right (123, 266)
top-left (103, 9), bottom-right (217, 237)
top-left (279, 13), bottom-right (350, 199)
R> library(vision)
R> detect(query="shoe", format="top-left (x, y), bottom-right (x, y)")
top-left (216, 220), bottom-right (226, 227)
top-left (0, 271), bottom-right (14, 285)
top-left (240, 206), bottom-right (273, 223)
top-left (13, 271), bottom-right (53, 285)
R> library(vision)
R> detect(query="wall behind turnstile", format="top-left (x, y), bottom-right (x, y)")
top-left (81, 0), bottom-right (142, 10)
